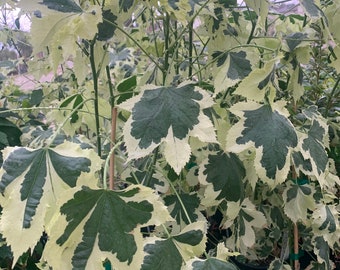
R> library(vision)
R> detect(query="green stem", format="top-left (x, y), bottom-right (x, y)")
top-left (89, 39), bottom-right (102, 158)
top-left (188, 21), bottom-right (193, 78)
top-left (106, 66), bottom-right (114, 107)
top-left (167, 179), bottom-right (192, 224)
top-left (144, 146), bottom-right (159, 187)
top-left (163, 13), bottom-right (170, 84)
top-left (246, 6), bottom-right (256, 44)
top-left (324, 76), bottom-right (340, 117)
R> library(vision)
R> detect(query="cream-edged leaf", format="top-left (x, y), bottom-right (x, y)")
top-left (235, 199), bottom-right (267, 248)
top-left (283, 181), bottom-right (316, 223)
top-left (0, 142), bottom-right (101, 263)
top-left (141, 221), bottom-right (207, 270)
top-left (234, 60), bottom-right (276, 102)
top-left (118, 81), bottom-right (215, 173)
top-left (227, 101), bottom-right (297, 186)
top-left (163, 129), bottom-right (191, 174)
top-left (42, 185), bottom-right (171, 269)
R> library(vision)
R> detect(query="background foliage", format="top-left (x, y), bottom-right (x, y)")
top-left (0, 0), bottom-right (339, 269)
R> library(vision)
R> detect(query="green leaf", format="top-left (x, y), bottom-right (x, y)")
top-left (189, 258), bottom-right (239, 270)
top-left (0, 142), bottom-right (101, 264)
top-left (142, 238), bottom-right (183, 270)
top-left (163, 193), bottom-right (200, 225)
top-left (41, 0), bottom-right (82, 13)
top-left (130, 83), bottom-right (202, 148)
top-left (283, 182), bottom-right (315, 223)
top-left (214, 51), bottom-right (252, 93)
top-left (60, 94), bottom-right (84, 123)
top-left (56, 186), bottom-right (153, 268)
top-left (227, 101), bottom-right (297, 184)
top-left (201, 151), bottom-right (245, 202)
top-left (119, 0), bottom-right (135, 12)
top-left (0, 118), bottom-right (22, 146)
top-left (97, 9), bottom-right (117, 41)
top-left (30, 89), bottom-right (43, 106)
top-left (302, 120), bottom-right (328, 176)
top-left (141, 222), bottom-right (207, 270)
top-left (116, 75), bottom-right (137, 105)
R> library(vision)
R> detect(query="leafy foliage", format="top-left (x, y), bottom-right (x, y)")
top-left (0, 0), bottom-right (339, 269)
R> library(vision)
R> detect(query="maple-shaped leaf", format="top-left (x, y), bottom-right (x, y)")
top-left (185, 258), bottom-right (238, 270)
top-left (227, 101), bottom-right (297, 185)
top-left (283, 181), bottom-right (315, 223)
top-left (214, 50), bottom-right (252, 93)
top-left (0, 142), bottom-right (101, 264)
top-left (199, 151), bottom-right (245, 202)
top-left (131, 83), bottom-right (202, 148)
top-left (163, 193), bottom-right (200, 225)
top-left (43, 185), bottom-right (172, 269)
top-left (141, 222), bottom-right (207, 270)
top-left (118, 81), bottom-right (216, 174)
top-left (301, 120), bottom-right (328, 177)
top-left (233, 60), bottom-right (276, 102)
top-left (41, 0), bottom-right (82, 13)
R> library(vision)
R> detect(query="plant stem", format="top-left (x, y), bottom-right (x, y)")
top-left (163, 12), bottom-right (170, 84)
top-left (291, 166), bottom-right (300, 270)
top-left (144, 146), bottom-right (159, 187)
top-left (102, 140), bottom-right (123, 189)
top-left (324, 76), bottom-right (340, 117)
top-left (188, 21), bottom-right (193, 78)
top-left (89, 39), bottom-right (102, 158)
top-left (106, 65), bottom-right (116, 190)
top-left (294, 223), bottom-right (300, 270)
